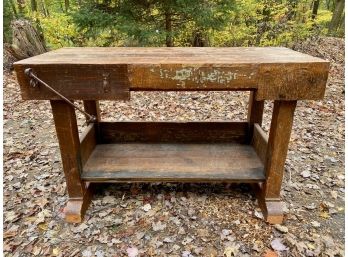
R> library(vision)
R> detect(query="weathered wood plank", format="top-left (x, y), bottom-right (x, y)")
top-left (128, 64), bottom-right (258, 91)
top-left (50, 100), bottom-right (93, 223)
top-left (13, 47), bottom-right (328, 64)
top-left (50, 100), bottom-right (86, 197)
top-left (14, 47), bottom-right (329, 100)
top-left (247, 91), bottom-right (264, 142)
top-left (81, 143), bottom-right (265, 183)
top-left (248, 91), bottom-right (264, 125)
top-left (80, 124), bottom-right (97, 166)
top-left (256, 63), bottom-right (329, 100)
top-left (252, 124), bottom-right (268, 164)
top-left (263, 101), bottom-right (296, 197)
top-left (258, 100), bottom-right (297, 224)
top-left (15, 64), bottom-right (130, 100)
top-left (64, 182), bottom-right (94, 223)
top-left (83, 100), bottom-right (101, 122)
top-left (98, 121), bottom-right (249, 143)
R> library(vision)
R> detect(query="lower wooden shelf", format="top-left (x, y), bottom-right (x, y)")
top-left (81, 143), bottom-right (265, 183)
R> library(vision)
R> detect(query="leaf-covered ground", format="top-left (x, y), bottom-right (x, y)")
top-left (3, 37), bottom-right (344, 257)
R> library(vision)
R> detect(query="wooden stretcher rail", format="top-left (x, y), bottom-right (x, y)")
top-left (98, 121), bottom-right (249, 144)
top-left (79, 123), bottom-right (97, 166)
top-left (252, 124), bottom-right (268, 164)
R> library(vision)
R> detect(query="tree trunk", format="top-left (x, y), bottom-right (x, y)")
top-left (312, 0), bottom-right (320, 19)
top-left (9, 0), bottom-right (18, 17)
top-left (337, 13), bottom-right (345, 34)
top-left (31, 0), bottom-right (38, 12)
top-left (165, 10), bottom-right (173, 47)
top-left (65, 0), bottom-right (69, 12)
top-left (16, 0), bottom-right (25, 16)
top-left (329, 0), bottom-right (345, 34)
top-left (192, 30), bottom-right (209, 47)
top-left (41, 0), bottom-right (50, 17)
top-left (325, 0), bottom-right (332, 10)
top-left (5, 19), bottom-right (48, 61)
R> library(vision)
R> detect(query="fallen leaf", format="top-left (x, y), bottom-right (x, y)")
top-left (142, 203), bottom-right (151, 212)
top-left (311, 221), bottom-right (321, 227)
top-left (4, 225), bottom-right (19, 239)
top-left (95, 250), bottom-right (104, 257)
top-left (127, 246), bottom-right (139, 257)
top-left (263, 249), bottom-right (278, 257)
top-left (152, 221), bottom-right (166, 231)
top-left (52, 248), bottom-right (60, 256)
top-left (271, 238), bottom-right (288, 252)
top-left (82, 249), bottom-right (92, 257)
top-left (223, 243), bottom-right (240, 257)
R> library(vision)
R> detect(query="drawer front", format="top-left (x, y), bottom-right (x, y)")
top-left (14, 64), bottom-right (130, 100)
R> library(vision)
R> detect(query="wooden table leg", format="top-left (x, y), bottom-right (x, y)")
top-left (51, 100), bottom-right (93, 223)
top-left (83, 100), bottom-right (101, 123)
top-left (256, 100), bottom-right (297, 224)
top-left (247, 91), bottom-right (264, 142)
top-left (83, 100), bottom-right (100, 143)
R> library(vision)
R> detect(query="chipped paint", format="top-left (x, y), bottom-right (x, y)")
top-left (154, 67), bottom-right (245, 87)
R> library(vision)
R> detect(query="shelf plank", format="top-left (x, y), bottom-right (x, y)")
top-left (82, 143), bottom-right (265, 183)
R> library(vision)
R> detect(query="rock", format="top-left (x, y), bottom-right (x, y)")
top-left (274, 224), bottom-right (289, 233)
top-left (271, 238), bottom-right (288, 251)
top-left (254, 210), bottom-right (264, 219)
top-left (182, 251), bottom-right (193, 257)
top-left (301, 170), bottom-right (311, 178)
top-left (311, 221), bottom-right (321, 228)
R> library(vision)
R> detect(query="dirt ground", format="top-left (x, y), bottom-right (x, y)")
top-left (3, 37), bottom-right (344, 257)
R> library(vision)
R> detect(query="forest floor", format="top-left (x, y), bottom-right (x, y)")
top-left (3, 37), bottom-right (345, 257)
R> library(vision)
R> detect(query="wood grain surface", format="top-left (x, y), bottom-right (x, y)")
top-left (82, 143), bottom-right (265, 182)
top-left (262, 101), bottom-right (297, 199)
top-left (98, 121), bottom-right (249, 144)
top-left (14, 47), bottom-right (329, 100)
top-left (252, 124), bottom-right (268, 164)
top-left (50, 100), bottom-right (86, 197)
top-left (14, 47), bottom-right (328, 64)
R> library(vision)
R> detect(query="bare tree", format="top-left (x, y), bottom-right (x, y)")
top-left (328, 0), bottom-right (345, 34)
top-left (5, 19), bottom-right (48, 61)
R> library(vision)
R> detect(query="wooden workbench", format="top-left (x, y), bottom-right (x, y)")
top-left (14, 47), bottom-right (329, 224)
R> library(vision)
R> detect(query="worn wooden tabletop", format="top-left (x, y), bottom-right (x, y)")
top-left (15, 47), bottom-right (328, 64)
top-left (14, 47), bottom-right (329, 101)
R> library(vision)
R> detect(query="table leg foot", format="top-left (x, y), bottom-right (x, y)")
top-left (259, 200), bottom-right (284, 224)
top-left (64, 183), bottom-right (94, 223)
top-left (253, 183), bottom-right (284, 224)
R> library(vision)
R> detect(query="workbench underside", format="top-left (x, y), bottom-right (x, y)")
top-left (79, 121), bottom-right (267, 183)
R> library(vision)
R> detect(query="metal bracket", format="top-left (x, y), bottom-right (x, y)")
top-left (102, 73), bottom-right (110, 93)
top-left (24, 68), bottom-right (97, 124)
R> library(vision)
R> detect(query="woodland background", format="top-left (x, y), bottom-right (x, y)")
top-left (3, 0), bottom-right (345, 51)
